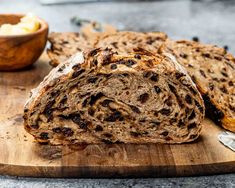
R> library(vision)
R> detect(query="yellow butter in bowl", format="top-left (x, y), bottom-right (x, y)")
top-left (0, 13), bottom-right (40, 35)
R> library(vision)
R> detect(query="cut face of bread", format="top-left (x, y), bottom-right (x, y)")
top-left (47, 31), bottom-right (166, 67)
top-left (95, 31), bottom-right (167, 54)
top-left (24, 48), bottom-right (204, 145)
top-left (159, 40), bottom-right (235, 132)
top-left (47, 32), bottom-right (92, 67)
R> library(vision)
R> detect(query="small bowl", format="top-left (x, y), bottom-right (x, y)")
top-left (0, 14), bottom-right (48, 71)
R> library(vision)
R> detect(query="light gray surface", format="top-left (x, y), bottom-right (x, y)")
top-left (0, 0), bottom-right (235, 187)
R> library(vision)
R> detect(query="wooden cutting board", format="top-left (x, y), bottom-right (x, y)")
top-left (0, 54), bottom-right (234, 178)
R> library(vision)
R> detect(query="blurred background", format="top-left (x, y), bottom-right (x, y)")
top-left (1, 0), bottom-right (235, 53)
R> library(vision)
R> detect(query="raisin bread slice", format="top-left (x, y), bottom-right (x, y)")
top-left (47, 23), bottom-right (117, 67)
top-left (159, 40), bottom-right (235, 132)
top-left (95, 31), bottom-right (167, 54)
top-left (47, 32), bottom-right (92, 67)
top-left (24, 48), bottom-right (204, 145)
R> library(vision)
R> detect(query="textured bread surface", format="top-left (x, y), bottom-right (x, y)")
top-left (24, 48), bottom-right (204, 145)
top-left (47, 31), bottom-right (167, 67)
top-left (160, 40), bottom-right (235, 132)
top-left (95, 31), bottom-right (167, 53)
top-left (47, 32), bottom-right (92, 67)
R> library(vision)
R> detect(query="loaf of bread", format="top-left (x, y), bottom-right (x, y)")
top-left (24, 48), bottom-right (204, 145)
top-left (159, 40), bottom-right (235, 132)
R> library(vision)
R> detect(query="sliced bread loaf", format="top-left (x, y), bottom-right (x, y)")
top-left (24, 48), bottom-right (204, 145)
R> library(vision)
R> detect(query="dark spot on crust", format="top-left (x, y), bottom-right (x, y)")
top-left (228, 81), bottom-right (233, 86)
top-left (214, 56), bottom-right (222, 61)
top-left (185, 94), bottom-right (192, 104)
top-left (151, 121), bottom-right (160, 126)
top-left (150, 73), bottom-right (159, 82)
top-left (111, 42), bottom-right (118, 48)
top-left (203, 94), bottom-right (224, 125)
top-left (31, 124), bottom-right (39, 129)
top-left (220, 78), bottom-right (226, 82)
top-left (134, 54), bottom-right (141, 59)
top-left (202, 53), bottom-right (211, 58)
top-left (103, 133), bottom-right (112, 138)
top-left (89, 92), bottom-right (104, 105)
top-left (160, 131), bottom-right (169, 136)
top-left (110, 64), bottom-right (117, 70)
top-left (88, 48), bottom-right (100, 57)
top-left (138, 93), bottom-right (149, 103)
top-left (170, 118), bottom-right (177, 124)
top-left (72, 69), bottom-right (85, 78)
top-left (188, 122), bottom-right (197, 129)
top-left (229, 104), bottom-right (235, 112)
top-left (165, 97), bottom-right (173, 106)
top-left (102, 139), bottom-right (113, 144)
top-left (69, 113), bottom-right (89, 129)
top-left (95, 125), bottom-right (103, 132)
top-left (199, 70), bottom-right (207, 78)
top-left (221, 71), bottom-right (228, 77)
top-left (160, 108), bottom-right (171, 115)
top-left (58, 65), bottom-right (65, 72)
top-left (104, 110), bottom-right (123, 122)
top-left (177, 119), bottom-right (184, 127)
top-left (43, 100), bottom-right (55, 120)
top-left (175, 72), bottom-right (184, 79)
top-left (62, 127), bottom-right (74, 137)
top-left (52, 127), bottom-right (62, 133)
top-left (39, 132), bottom-right (49, 140)
top-left (101, 99), bottom-right (113, 107)
top-left (180, 53), bottom-right (188, 58)
top-left (154, 86), bottom-right (161, 93)
top-left (220, 86), bottom-right (228, 94)
top-left (209, 83), bottom-right (214, 91)
top-left (130, 131), bottom-right (141, 137)
top-left (194, 100), bottom-right (204, 113)
top-left (188, 110), bottom-right (196, 120)
top-left (168, 84), bottom-right (184, 107)
top-left (72, 64), bottom-right (81, 70)
top-left (88, 108), bottom-right (95, 116)
top-left (129, 105), bottom-right (141, 114)
top-left (87, 77), bottom-right (98, 83)
top-left (126, 59), bottom-right (137, 67)
top-left (143, 71), bottom-right (152, 78)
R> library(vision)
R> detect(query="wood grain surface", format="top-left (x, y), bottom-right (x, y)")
top-left (0, 54), bottom-right (234, 178)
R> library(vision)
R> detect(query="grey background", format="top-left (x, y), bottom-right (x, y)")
top-left (0, 0), bottom-right (235, 187)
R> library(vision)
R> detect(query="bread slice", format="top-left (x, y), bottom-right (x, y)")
top-left (95, 31), bottom-right (168, 54)
top-left (159, 40), bottom-right (235, 132)
top-left (47, 23), bottom-right (117, 67)
top-left (47, 32), bottom-right (92, 67)
top-left (23, 48), bottom-right (204, 145)
top-left (47, 31), bottom-right (166, 67)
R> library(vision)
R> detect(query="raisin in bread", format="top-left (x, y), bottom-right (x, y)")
top-left (95, 31), bottom-right (167, 54)
top-left (159, 40), bottom-right (235, 132)
top-left (24, 48), bottom-right (204, 145)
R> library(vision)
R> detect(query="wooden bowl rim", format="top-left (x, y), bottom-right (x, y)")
top-left (0, 13), bottom-right (48, 38)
